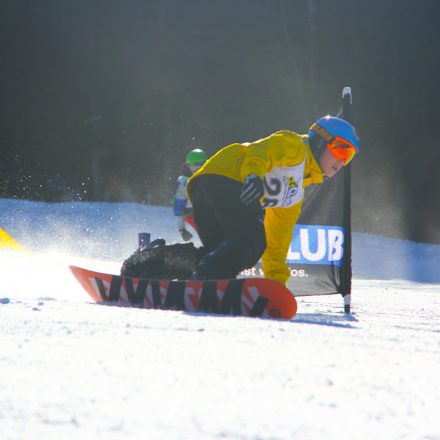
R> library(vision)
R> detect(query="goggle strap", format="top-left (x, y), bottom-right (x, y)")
top-left (310, 123), bottom-right (334, 142)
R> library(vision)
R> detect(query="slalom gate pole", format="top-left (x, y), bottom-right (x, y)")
top-left (339, 86), bottom-right (353, 314)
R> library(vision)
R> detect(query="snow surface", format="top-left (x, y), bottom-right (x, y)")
top-left (1, 199), bottom-right (439, 440)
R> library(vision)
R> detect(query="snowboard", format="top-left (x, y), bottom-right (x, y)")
top-left (69, 265), bottom-right (297, 319)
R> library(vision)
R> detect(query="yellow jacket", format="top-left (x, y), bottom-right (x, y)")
top-left (187, 130), bottom-right (324, 285)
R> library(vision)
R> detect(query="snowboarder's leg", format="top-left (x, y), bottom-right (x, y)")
top-left (190, 179), bottom-right (226, 253)
top-left (189, 175), bottom-right (266, 279)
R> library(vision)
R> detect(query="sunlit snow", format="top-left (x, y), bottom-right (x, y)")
top-left (0, 199), bottom-right (439, 440)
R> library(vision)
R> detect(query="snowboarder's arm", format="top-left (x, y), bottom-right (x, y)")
top-left (173, 176), bottom-right (190, 215)
top-left (173, 175), bottom-right (193, 239)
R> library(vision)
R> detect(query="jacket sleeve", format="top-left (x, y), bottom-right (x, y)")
top-left (261, 203), bottom-right (302, 285)
top-left (172, 176), bottom-right (189, 230)
top-left (173, 176), bottom-right (188, 216)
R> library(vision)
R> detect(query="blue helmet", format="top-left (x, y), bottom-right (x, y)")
top-left (309, 116), bottom-right (359, 152)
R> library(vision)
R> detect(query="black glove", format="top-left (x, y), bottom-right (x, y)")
top-left (179, 228), bottom-right (193, 242)
top-left (240, 174), bottom-right (264, 206)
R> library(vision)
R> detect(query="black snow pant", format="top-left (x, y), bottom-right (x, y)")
top-left (188, 174), bottom-right (266, 279)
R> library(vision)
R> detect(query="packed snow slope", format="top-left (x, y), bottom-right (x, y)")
top-left (0, 199), bottom-right (439, 440)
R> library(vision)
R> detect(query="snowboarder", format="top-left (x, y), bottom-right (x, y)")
top-left (186, 116), bottom-right (359, 284)
top-left (172, 148), bottom-right (208, 242)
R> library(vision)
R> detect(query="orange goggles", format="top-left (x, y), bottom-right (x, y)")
top-left (327, 137), bottom-right (358, 166)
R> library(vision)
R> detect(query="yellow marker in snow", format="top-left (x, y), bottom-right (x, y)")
top-left (0, 227), bottom-right (26, 251)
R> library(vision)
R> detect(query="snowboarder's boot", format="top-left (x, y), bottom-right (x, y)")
top-left (192, 240), bottom-right (239, 280)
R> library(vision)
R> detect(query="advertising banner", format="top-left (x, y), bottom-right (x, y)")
top-left (285, 168), bottom-right (350, 296)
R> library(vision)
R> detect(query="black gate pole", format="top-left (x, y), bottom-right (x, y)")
top-left (339, 86), bottom-right (353, 313)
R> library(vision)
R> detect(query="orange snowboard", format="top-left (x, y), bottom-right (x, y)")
top-left (70, 265), bottom-right (297, 320)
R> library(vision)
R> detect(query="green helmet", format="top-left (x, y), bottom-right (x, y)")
top-left (185, 148), bottom-right (207, 165)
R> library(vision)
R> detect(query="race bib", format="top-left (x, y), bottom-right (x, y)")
top-left (261, 162), bottom-right (305, 208)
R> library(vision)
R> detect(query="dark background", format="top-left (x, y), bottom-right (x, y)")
top-left (1, 0), bottom-right (439, 243)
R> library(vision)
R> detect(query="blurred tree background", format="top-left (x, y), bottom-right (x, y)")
top-left (1, 0), bottom-right (439, 242)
